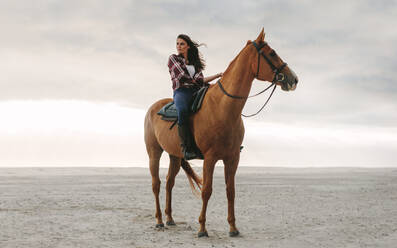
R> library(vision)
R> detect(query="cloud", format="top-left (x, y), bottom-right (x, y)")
top-left (1, 0), bottom-right (397, 128)
top-left (1, 100), bottom-right (396, 167)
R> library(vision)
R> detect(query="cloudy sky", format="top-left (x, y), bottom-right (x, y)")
top-left (1, 0), bottom-right (396, 167)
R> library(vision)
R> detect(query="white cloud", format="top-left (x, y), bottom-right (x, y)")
top-left (1, 100), bottom-right (396, 167)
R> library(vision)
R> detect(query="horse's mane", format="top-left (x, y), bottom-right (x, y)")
top-left (223, 41), bottom-right (252, 75)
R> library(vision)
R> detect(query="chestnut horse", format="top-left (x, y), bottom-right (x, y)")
top-left (144, 29), bottom-right (298, 237)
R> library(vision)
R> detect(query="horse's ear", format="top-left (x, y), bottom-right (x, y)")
top-left (255, 28), bottom-right (265, 43)
top-left (246, 40), bottom-right (251, 46)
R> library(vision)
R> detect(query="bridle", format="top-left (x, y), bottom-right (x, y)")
top-left (252, 41), bottom-right (287, 83)
top-left (216, 41), bottom-right (288, 117)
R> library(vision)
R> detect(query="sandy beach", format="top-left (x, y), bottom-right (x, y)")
top-left (1, 167), bottom-right (396, 248)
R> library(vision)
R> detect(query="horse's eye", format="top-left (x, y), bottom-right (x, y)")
top-left (270, 51), bottom-right (277, 57)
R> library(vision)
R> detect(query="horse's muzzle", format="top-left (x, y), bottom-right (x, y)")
top-left (280, 68), bottom-right (298, 91)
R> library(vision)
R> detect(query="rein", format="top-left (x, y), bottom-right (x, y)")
top-left (217, 41), bottom-right (286, 117)
top-left (217, 79), bottom-right (276, 117)
top-left (217, 79), bottom-right (275, 99)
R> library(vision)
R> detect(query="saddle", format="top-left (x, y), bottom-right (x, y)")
top-left (156, 85), bottom-right (244, 153)
top-left (157, 86), bottom-right (209, 122)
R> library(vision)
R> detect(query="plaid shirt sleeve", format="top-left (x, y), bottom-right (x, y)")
top-left (168, 54), bottom-right (193, 90)
top-left (193, 70), bottom-right (206, 87)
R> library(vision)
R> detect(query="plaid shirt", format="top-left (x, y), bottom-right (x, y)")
top-left (168, 54), bottom-right (206, 90)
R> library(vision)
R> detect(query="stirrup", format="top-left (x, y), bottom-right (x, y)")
top-left (184, 151), bottom-right (199, 160)
top-left (183, 147), bottom-right (200, 160)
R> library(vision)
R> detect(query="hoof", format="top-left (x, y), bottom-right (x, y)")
top-left (166, 220), bottom-right (176, 226)
top-left (155, 223), bottom-right (164, 228)
top-left (198, 231), bottom-right (209, 238)
top-left (229, 230), bottom-right (240, 237)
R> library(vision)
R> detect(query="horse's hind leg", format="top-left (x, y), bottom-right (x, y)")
top-left (165, 154), bottom-right (181, 226)
top-left (148, 147), bottom-right (164, 228)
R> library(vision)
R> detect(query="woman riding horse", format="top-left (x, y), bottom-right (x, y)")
top-left (145, 29), bottom-right (298, 237)
top-left (168, 34), bottom-right (222, 160)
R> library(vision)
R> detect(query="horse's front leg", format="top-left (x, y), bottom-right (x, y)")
top-left (223, 153), bottom-right (240, 237)
top-left (198, 156), bottom-right (217, 237)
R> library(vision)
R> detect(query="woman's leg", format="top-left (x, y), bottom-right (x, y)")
top-left (173, 88), bottom-right (198, 160)
top-left (173, 88), bottom-right (193, 126)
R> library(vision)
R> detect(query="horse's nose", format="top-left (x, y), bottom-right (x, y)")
top-left (289, 68), bottom-right (298, 84)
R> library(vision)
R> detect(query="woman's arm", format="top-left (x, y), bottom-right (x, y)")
top-left (204, 72), bottom-right (223, 83)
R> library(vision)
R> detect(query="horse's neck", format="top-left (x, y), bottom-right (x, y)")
top-left (212, 54), bottom-right (255, 121)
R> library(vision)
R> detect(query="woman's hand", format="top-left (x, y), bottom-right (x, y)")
top-left (204, 72), bottom-right (224, 84)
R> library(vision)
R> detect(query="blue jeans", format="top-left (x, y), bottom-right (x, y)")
top-left (173, 87), bottom-right (196, 126)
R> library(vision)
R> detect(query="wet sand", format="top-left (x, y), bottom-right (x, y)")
top-left (1, 167), bottom-right (397, 248)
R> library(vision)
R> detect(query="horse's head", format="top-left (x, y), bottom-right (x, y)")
top-left (247, 28), bottom-right (298, 91)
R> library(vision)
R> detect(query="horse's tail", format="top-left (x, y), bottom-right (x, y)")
top-left (181, 159), bottom-right (202, 197)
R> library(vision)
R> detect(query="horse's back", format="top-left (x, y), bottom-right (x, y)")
top-left (145, 98), bottom-right (172, 124)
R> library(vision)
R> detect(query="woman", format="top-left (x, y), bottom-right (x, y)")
top-left (168, 34), bottom-right (222, 160)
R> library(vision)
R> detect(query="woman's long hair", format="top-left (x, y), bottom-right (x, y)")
top-left (177, 34), bottom-right (206, 71)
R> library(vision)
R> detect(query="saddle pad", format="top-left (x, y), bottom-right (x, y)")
top-left (158, 101), bottom-right (178, 120)
top-left (157, 86), bottom-right (209, 121)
